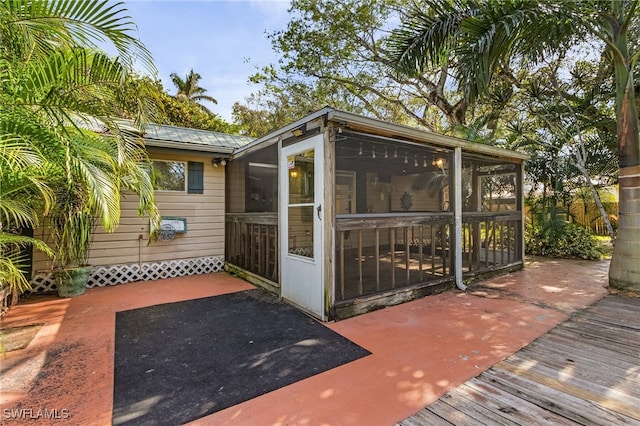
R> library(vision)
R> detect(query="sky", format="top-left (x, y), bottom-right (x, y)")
top-left (123, 0), bottom-right (292, 121)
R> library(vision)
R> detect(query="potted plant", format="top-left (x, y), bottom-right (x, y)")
top-left (49, 185), bottom-right (95, 297)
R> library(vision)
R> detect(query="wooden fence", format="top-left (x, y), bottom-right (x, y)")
top-left (525, 202), bottom-right (618, 236)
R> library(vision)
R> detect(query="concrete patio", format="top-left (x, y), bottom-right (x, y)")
top-left (0, 257), bottom-right (614, 425)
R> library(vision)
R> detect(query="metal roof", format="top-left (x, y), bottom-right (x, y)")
top-left (141, 123), bottom-right (254, 153)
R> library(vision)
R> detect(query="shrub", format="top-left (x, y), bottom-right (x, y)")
top-left (525, 222), bottom-right (604, 260)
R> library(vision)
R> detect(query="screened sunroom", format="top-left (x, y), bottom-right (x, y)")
top-left (225, 108), bottom-right (527, 321)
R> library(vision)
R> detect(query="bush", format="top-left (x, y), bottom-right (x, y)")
top-left (525, 222), bottom-right (604, 260)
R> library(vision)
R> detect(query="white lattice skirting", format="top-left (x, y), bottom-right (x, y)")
top-left (29, 256), bottom-right (225, 294)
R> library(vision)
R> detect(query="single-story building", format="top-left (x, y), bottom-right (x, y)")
top-left (30, 107), bottom-right (528, 321)
top-left (30, 123), bottom-right (254, 291)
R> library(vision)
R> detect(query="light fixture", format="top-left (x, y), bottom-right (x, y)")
top-left (384, 147), bottom-right (388, 158)
top-left (372, 148), bottom-right (376, 159)
top-left (414, 155), bottom-right (418, 167)
top-left (211, 158), bottom-right (227, 167)
top-left (359, 143), bottom-right (363, 156)
top-left (432, 157), bottom-right (445, 169)
top-left (423, 157), bottom-right (428, 168)
top-left (394, 148), bottom-right (398, 158)
top-left (404, 152), bottom-right (408, 164)
top-left (289, 170), bottom-right (299, 179)
top-left (291, 123), bottom-right (307, 137)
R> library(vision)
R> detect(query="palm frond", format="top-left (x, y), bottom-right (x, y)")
top-left (3, 0), bottom-right (155, 73)
top-left (387, 0), bottom-right (471, 76)
top-left (192, 94), bottom-right (218, 105)
top-left (0, 232), bottom-right (52, 255)
top-left (0, 233), bottom-right (52, 293)
top-left (456, 1), bottom-right (580, 98)
top-left (13, 49), bottom-right (127, 120)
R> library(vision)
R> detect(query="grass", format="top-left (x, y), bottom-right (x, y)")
top-left (594, 235), bottom-right (613, 259)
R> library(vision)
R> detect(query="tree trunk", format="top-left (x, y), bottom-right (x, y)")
top-left (590, 186), bottom-right (616, 242)
top-left (609, 17), bottom-right (640, 290)
top-left (610, 56), bottom-right (639, 289)
top-left (609, 164), bottom-right (640, 291)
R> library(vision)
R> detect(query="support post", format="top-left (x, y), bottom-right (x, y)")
top-left (518, 161), bottom-right (525, 263)
top-left (454, 147), bottom-right (466, 291)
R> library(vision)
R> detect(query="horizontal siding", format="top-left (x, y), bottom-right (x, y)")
top-left (90, 227), bottom-right (224, 241)
top-left (32, 152), bottom-right (226, 273)
top-left (87, 240), bottom-right (225, 265)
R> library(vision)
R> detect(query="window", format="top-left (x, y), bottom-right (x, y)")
top-left (151, 160), bottom-right (205, 193)
top-left (152, 160), bottom-right (186, 191)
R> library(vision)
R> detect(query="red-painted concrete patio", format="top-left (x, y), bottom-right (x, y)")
top-left (0, 257), bottom-right (609, 425)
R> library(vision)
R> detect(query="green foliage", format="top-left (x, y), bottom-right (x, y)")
top-left (0, 0), bottom-right (160, 294)
top-left (170, 69), bottom-right (218, 113)
top-left (49, 208), bottom-right (94, 269)
top-left (525, 198), bottom-right (604, 260)
top-left (232, 93), bottom-right (310, 137)
top-left (160, 90), bottom-right (239, 133)
top-left (118, 76), bottom-right (239, 134)
top-left (0, 233), bottom-right (52, 294)
top-left (237, 0), bottom-right (515, 134)
top-left (388, 0), bottom-right (640, 286)
top-left (525, 221), bottom-right (604, 260)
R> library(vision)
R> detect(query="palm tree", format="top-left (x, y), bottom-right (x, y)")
top-left (0, 118), bottom-right (54, 295)
top-left (388, 0), bottom-right (640, 291)
top-left (0, 0), bottom-right (160, 296)
top-left (170, 69), bottom-right (218, 113)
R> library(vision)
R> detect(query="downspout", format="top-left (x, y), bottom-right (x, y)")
top-left (454, 147), bottom-right (466, 291)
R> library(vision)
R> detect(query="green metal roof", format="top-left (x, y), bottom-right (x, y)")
top-left (142, 123), bottom-right (254, 151)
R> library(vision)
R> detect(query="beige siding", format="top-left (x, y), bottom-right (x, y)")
top-left (32, 152), bottom-right (225, 272)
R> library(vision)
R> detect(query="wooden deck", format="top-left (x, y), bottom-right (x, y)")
top-left (399, 295), bottom-right (640, 425)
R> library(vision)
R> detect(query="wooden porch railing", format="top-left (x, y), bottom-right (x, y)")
top-left (225, 211), bottom-right (523, 302)
top-left (334, 211), bottom-right (523, 303)
top-left (225, 213), bottom-right (278, 284)
top-left (462, 211), bottom-right (523, 274)
top-left (335, 213), bottom-right (455, 302)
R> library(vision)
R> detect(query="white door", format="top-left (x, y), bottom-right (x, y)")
top-left (280, 134), bottom-right (324, 319)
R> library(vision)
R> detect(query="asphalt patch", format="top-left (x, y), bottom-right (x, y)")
top-left (112, 289), bottom-right (370, 425)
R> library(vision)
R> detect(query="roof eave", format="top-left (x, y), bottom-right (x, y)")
top-left (327, 110), bottom-right (530, 162)
top-left (232, 107), bottom-right (334, 157)
top-left (144, 138), bottom-right (235, 156)
top-left (232, 107), bottom-right (530, 162)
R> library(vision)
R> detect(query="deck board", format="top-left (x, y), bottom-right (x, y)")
top-left (512, 343), bottom-right (640, 388)
top-left (427, 393), bottom-right (519, 426)
top-left (480, 368), bottom-right (637, 425)
top-left (399, 295), bottom-right (640, 425)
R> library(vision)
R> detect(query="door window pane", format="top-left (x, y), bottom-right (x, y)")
top-left (288, 206), bottom-right (314, 258)
top-left (288, 150), bottom-right (314, 204)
